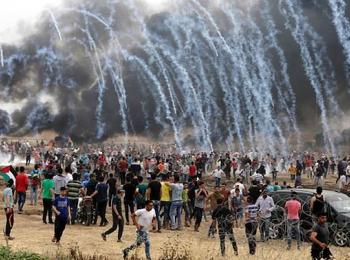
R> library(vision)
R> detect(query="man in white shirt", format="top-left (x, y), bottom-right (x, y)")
top-left (212, 166), bottom-right (224, 187)
top-left (256, 190), bottom-right (275, 242)
top-left (338, 174), bottom-right (348, 192)
top-left (233, 178), bottom-right (246, 195)
top-left (182, 163), bottom-right (190, 183)
top-left (251, 172), bottom-right (264, 184)
top-left (123, 200), bottom-right (156, 260)
top-left (346, 164), bottom-right (350, 177)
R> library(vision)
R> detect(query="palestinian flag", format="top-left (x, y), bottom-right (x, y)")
top-left (0, 166), bottom-right (16, 184)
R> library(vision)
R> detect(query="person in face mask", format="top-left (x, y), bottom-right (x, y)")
top-left (255, 189), bottom-right (275, 242)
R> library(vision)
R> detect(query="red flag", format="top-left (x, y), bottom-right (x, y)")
top-left (1, 166), bottom-right (11, 173)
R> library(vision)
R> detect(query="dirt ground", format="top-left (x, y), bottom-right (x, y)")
top-left (0, 173), bottom-right (348, 259)
top-left (0, 208), bottom-right (349, 260)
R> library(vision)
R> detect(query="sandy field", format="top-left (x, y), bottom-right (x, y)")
top-left (0, 207), bottom-right (349, 260)
top-left (0, 172), bottom-right (348, 259)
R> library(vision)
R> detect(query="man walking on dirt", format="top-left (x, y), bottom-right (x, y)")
top-left (101, 189), bottom-right (124, 242)
top-left (212, 198), bottom-right (238, 256)
top-left (15, 166), bottom-right (29, 214)
top-left (285, 191), bottom-right (301, 250)
top-left (310, 212), bottom-right (333, 260)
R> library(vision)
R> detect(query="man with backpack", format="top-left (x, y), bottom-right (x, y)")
top-left (310, 187), bottom-right (325, 222)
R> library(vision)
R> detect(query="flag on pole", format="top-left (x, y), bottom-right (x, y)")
top-left (0, 166), bottom-right (16, 184)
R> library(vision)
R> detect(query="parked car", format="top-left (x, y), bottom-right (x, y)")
top-left (268, 189), bottom-right (350, 246)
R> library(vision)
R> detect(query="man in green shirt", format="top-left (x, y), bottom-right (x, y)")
top-left (67, 173), bottom-right (83, 225)
top-left (136, 176), bottom-right (148, 210)
top-left (101, 189), bottom-right (124, 242)
top-left (41, 173), bottom-right (55, 224)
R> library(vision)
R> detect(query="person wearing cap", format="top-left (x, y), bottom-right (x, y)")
top-left (3, 179), bottom-right (15, 240)
top-left (52, 187), bottom-right (71, 245)
top-left (255, 189), bottom-right (275, 242)
top-left (284, 191), bottom-right (302, 250)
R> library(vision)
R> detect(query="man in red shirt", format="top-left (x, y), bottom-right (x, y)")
top-left (98, 152), bottom-right (107, 168)
top-left (284, 191), bottom-right (302, 250)
top-left (189, 162), bottom-right (197, 179)
top-left (305, 156), bottom-right (313, 179)
top-left (118, 157), bottom-right (128, 185)
top-left (15, 166), bottom-right (29, 213)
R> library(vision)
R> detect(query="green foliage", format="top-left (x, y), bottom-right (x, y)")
top-left (0, 246), bottom-right (45, 260)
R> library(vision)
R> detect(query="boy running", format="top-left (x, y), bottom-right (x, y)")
top-left (52, 187), bottom-right (71, 245)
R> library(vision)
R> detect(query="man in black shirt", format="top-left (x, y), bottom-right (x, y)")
top-left (248, 180), bottom-right (261, 204)
top-left (130, 159), bottom-right (142, 176)
top-left (85, 174), bottom-right (97, 196)
top-left (123, 176), bottom-right (136, 225)
top-left (91, 176), bottom-right (109, 226)
top-left (101, 189), bottom-right (124, 242)
top-left (147, 174), bottom-right (162, 232)
top-left (212, 198), bottom-right (238, 257)
top-left (188, 179), bottom-right (198, 219)
top-left (310, 213), bottom-right (332, 260)
top-left (310, 187), bottom-right (325, 222)
top-left (107, 173), bottom-right (117, 207)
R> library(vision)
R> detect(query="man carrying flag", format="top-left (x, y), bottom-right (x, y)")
top-left (0, 166), bottom-right (16, 185)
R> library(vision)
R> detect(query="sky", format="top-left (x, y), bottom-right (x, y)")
top-left (0, 0), bottom-right (64, 44)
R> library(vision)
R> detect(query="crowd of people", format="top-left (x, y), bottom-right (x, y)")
top-left (1, 138), bottom-right (349, 259)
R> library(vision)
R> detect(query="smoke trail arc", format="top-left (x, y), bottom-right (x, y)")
top-left (0, 0), bottom-right (349, 153)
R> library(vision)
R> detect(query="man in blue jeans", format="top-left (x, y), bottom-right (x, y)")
top-left (123, 200), bottom-right (156, 260)
top-left (167, 174), bottom-right (184, 230)
top-left (256, 190), bottom-right (275, 241)
top-left (284, 191), bottom-right (302, 249)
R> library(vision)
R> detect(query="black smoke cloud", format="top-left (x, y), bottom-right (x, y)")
top-left (0, 0), bottom-right (350, 149)
top-left (0, 110), bottom-right (10, 135)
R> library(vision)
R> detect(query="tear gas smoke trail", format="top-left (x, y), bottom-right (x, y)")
top-left (279, 0), bottom-right (335, 155)
top-left (2, 0), bottom-right (350, 153)
top-left (0, 46), bottom-right (3, 67)
top-left (48, 10), bottom-right (63, 41)
top-left (260, 0), bottom-right (300, 148)
top-left (328, 0), bottom-right (350, 86)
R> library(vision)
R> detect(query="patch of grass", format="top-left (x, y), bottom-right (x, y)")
top-left (45, 244), bottom-right (109, 260)
top-left (0, 246), bottom-right (45, 260)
